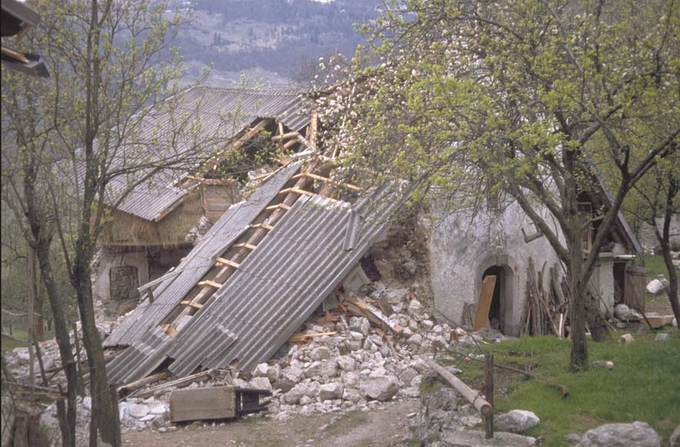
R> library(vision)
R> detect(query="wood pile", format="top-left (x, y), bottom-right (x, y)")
top-left (521, 258), bottom-right (569, 337)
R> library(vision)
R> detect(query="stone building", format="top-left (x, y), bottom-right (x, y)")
top-left (428, 181), bottom-right (643, 336)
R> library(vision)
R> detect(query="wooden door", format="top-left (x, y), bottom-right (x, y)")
top-left (624, 266), bottom-right (647, 313)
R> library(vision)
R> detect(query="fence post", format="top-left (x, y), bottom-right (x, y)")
top-left (484, 354), bottom-right (494, 439)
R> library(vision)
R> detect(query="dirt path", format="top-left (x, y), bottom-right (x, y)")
top-left (123, 399), bottom-right (419, 447)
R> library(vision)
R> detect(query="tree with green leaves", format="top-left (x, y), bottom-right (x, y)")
top-left (625, 153), bottom-right (680, 323)
top-left (320, 0), bottom-right (679, 369)
top-left (1, 0), bottom-right (233, 444)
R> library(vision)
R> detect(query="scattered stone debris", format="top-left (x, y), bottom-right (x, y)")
top-left (619, 333), bottom-right (635, 344)
top-left (495, 410), bottom-right (540, 434)
top-left (565, 433), bottom-right (582, 445)
top-left (655, 333), bottom-right (670, 342)
top-left (646, 275), bottom-right (669, 295)
top-left (592, 360), bottom-right (614, 370)
top-left (578, 421), bottom-right (661, 447)
top-left (437, 429), bottom-right (537, 447)
top-left (670, 425), bottom-right (680, 447)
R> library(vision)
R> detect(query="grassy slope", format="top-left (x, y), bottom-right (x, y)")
top-left (1, 329), bottom-right (55, 351)
top-left (450, 333), bottom-right (680, 446)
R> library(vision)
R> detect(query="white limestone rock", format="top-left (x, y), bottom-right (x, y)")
top-left (252, 363), bottom-right (269, 378)
top-left (319, 382), bottom-right (344, 401)
top-left (249, 377), bottom-right (272, 391)
top-left (495, 410), bottom-right (540, 434)
top-left (359, 376), bottom-right (399, 402)
top-left (129, 404), bottom-right (150, 419)
top-left (670, 425), bottom-right (680, 447)
top-left (309, 346), bottom-right (332, 361)
top-left (337, 355), bottom-right (357, 372)
top-left (578, 421), bottom-right (661, 447)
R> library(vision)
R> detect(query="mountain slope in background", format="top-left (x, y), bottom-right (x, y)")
top-left (173, 0), bottom-right (379, 88)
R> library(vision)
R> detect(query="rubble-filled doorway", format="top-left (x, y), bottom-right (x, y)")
top-left (482, 265), bottom-right (512, 334)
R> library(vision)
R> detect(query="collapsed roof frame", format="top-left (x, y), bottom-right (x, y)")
top-left (105, 156), bottom-right (400, 384)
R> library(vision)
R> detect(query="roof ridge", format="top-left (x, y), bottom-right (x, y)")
top-left (197, 85), bottom-right (305, 96)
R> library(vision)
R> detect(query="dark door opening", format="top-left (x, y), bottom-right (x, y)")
top-left (483, 265), bottom-right (505, 332)
top-left (613, 262), bottom-right (626, 305)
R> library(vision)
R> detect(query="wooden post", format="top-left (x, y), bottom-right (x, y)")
top-left (484, 354), bottom-right (494, 439)
top-left (424, 358), bottom-right (492, 417)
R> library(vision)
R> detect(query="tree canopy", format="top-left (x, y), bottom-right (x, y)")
top-left (319, 0), bottom-right (680, 368)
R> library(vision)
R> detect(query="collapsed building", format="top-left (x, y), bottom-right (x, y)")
top-left (93, 86), bottom-right (312, 316)
top-left (104, 160), bottom-right (401, 383)
top-left (99, 84), bottom-right (646, 390)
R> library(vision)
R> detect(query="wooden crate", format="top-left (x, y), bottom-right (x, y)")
top-left (170, 386), bottom-right (237, 422)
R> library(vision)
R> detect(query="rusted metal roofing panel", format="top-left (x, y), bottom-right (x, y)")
top-left (103, 162), bottom-right (302, 349)
top-left (106, 87), bottom-right (311, 222)
top-left (166, 183), bottom-right (400, 377)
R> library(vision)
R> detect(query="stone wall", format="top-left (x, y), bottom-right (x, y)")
top-left (92, 246), bottom-right (150, 315)
top-left (428, 200), bottom-right (564, 336)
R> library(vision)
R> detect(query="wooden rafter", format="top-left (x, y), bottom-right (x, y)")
top-left (292, 172), bottom-right (363, 192)
top-left (215, 257), bottom-right (240, 269)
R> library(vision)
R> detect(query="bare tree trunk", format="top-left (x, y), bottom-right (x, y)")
top-left (73, 255), bottom-right (120, 447)
top-left (655, 214), bottom-right (680, 324)
top-left (568, 244), bottom-right (589, 370)
top-left (34, 241), bottom-right (79, 446)
top-left (27, 247), bottom-right (36, 399)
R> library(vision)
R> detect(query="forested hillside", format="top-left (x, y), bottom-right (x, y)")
top-left (173, 0), bottom-right (378, 86)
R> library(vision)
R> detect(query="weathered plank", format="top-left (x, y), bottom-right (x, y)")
top-left (170, 386), bottom-right (237, 422)
top-left (473, 275), bottom-right (496, 331)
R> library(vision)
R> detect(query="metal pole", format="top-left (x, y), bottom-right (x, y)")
top-left (484, 354), bottom-right (494, 439)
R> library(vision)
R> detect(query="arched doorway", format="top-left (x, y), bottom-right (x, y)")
top-left (481, 264), bottom-right (514, 334)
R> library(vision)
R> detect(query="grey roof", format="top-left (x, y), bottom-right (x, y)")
top-left (103, 162), bottom-right (303, 351)
top-left (105, 173), bottom-right (401, 384)
top-left (2, 0), bottom-right (41, 33)
top-left (106, 87), bottom-right (311, 222)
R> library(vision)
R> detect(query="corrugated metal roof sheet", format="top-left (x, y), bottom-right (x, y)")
top-left (107, 87), bottom-right (311, 221)
top-left (103, 162), bottom-right (303, 352)
top-left (105, 177), bottom-right (401, 384)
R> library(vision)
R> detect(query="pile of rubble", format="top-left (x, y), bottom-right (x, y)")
top-left (7, 276), bottom-right (508, 438)
top-left (225, 283), bottom-right (504, 422)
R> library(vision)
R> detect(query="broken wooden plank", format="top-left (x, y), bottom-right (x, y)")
top-left (343, 295), bottom-right (402, 333)
top-left (283, 138), bottom-right (299, 150)
top-left (171, 386), bottom-right (238, 422)
top-left (117, 371), bottom-right (169, 395)
top-left (641, 314), bottom-right (675, 329)
top-left (289, 331), bottom-right (337, 342)
top-left (232, 242), bottom-right (257, 250)
top-left (215, 257), bottom-right (240, 269)
top-left (265, 203), bottom-right (291, 212)
top-left (248, 223), bottom-right (274, 231)
top-left (271, 131), bottom-right (300, 142)
top-left (472, 276), bottom-right (496, 331)
top-left (1, 46), bottom-right (29, 64)
top-left (132, 370), bottom-right (213, 399)
top-left (198, 280), bottom-right (223, 289)
top-left (291, 172), bottom-right (363, 192)
top-left (180, 301), bottom-right (203, 309)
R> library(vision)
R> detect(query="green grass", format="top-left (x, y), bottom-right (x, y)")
top-left (643, 253), bottom-right (673, 304)
top-left (322, 410), bottom-right (369, 437)
top-left (1, 329), bottom-right (55, 351)
top-left (644, 253), bottom-right (668, 279)
top-left (448, 333), bottom-right (680, 446)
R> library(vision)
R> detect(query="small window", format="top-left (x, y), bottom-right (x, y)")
top-left (110, 266), bottom-right (140, 301)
